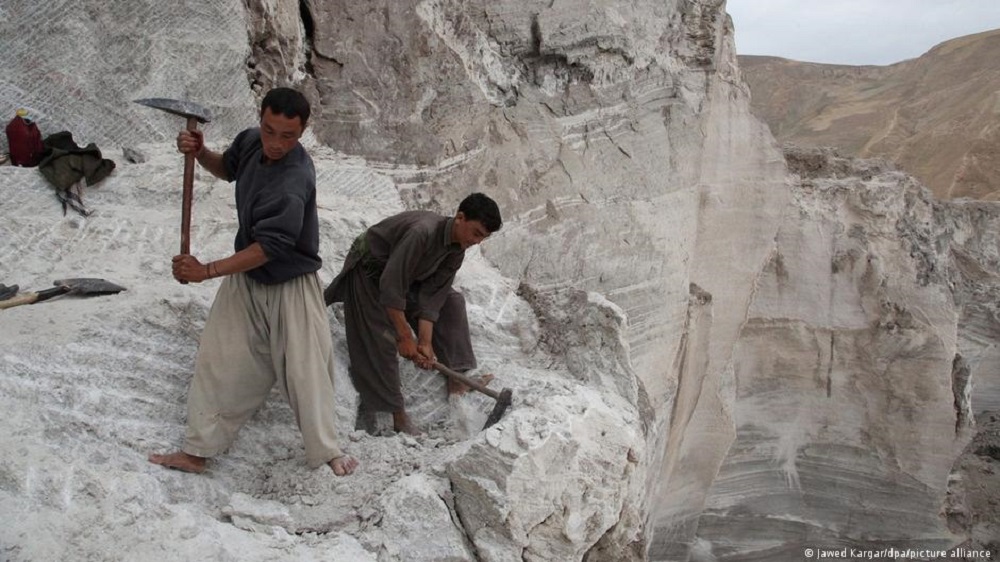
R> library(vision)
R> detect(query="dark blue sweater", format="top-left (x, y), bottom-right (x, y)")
top-left (222, 128), bottom-right (321, 284)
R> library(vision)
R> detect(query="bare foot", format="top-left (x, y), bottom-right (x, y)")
top-left (149, 451), bottom-right (207, 474)
top-left (329, 455), bottom-right (359, 476)
top-left (448, 373), bottom-right (495, 396)
top-left (392, 411), bottom-right (421, 436)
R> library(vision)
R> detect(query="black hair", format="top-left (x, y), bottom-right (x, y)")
top-left (458, 193), bottom-right (502, 232)
top-left (260, 87), bottom-right (311, 127)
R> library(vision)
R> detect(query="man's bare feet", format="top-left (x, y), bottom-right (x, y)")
top-left (392, 410), bottom-right (421, 436)
top-left (329, 455), bottom-right (359, 476)
top-left (149, 451), bottom-right (207, 474)
top-left (448, 373), bottom-right (495, 396)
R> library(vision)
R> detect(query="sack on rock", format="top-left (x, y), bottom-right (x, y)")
top-left (5, 109), bottom-right (45, 167)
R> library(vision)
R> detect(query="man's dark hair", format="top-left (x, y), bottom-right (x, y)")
top-left (260, 87), bottom-right (311, 127)
top-left (458, 193), bottom-right (502, 232)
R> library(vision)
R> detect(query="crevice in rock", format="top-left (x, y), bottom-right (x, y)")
top-left (443, 477), bottom-right (482, 561)
top-left (241, 0), bottom-right (312, 93)
top-left (603, 129), bottom-right (632, 159)
top-left (827, 332), bottom-right (835, 398)
top-left (299, 0), bottom-right (317, 76)
top-left (952, 353), bottom-right (972, 434)
top-left (524, 14), bottom-right (596, 93)
top-left (582, 502), bottom-right (646, 562)
top-left (530, 14), bottom-right (542, 57)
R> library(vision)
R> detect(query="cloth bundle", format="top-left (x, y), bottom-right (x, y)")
top-left (38, 131), bottom-right (116, 216)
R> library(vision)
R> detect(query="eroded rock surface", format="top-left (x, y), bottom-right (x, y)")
top-left (693, 148), bottom-right (966, 560)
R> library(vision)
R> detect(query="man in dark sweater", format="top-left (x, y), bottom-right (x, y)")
top-left (149, 88), bottom-right (358, 476)
top-left (324, 193), bottom-right (503, 435)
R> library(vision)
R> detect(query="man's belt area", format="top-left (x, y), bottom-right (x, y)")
top-left (352, 233), bottom-right (385, 282)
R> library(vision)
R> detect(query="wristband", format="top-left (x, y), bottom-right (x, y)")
top-left (204, 264), bottom-right (211, 279)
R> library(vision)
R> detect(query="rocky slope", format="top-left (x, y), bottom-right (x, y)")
top-left (1, 1), bottom-right (999, 561)
top-left (739, 29), bottom-right (1000, 201)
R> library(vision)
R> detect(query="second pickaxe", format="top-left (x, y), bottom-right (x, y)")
top-left (134, 98), bottom-right (212, 279)
top-left (0, 278), bottom-right (126, 310)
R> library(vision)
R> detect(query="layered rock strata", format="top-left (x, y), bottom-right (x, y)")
top-left (286, 1), bottom-right (789, 558)
top-left (692, 148), bottom-right (994, 560)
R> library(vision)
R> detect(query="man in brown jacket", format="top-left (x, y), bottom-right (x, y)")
top-left (325, 193), bottom-right (502, 435)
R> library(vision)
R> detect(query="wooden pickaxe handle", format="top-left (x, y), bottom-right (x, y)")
top-left (131, 97), bottom-right (212, 274)
top-left (0, 287), bottom-right (69, 310)
top-left (433, 361), bottom-right (499, 400)
top-left (432, 361), bottom-right (513, 429)
top-left (179, 116), bottom-right (198, 283)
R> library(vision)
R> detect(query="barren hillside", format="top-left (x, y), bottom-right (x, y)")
top-left (739, 29), bottom-right (1000, 200)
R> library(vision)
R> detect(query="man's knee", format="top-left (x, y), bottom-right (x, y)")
top-left (443, 291), bottom-right (467, 315)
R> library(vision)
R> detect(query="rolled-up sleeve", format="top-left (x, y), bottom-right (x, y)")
top-left (251, 192), bottom-right (306, 260)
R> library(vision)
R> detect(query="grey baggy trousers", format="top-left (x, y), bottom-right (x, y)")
top-left (182, 272), bottom-right (343, 467)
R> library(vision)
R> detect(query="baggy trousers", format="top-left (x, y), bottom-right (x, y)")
top-left (338, 266), bottom-right (476, 412)
top-left (182, 272), bottom-right (343, 467)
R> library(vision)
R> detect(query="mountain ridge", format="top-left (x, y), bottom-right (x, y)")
top-left (739, 28), bottom-right (1000, 200)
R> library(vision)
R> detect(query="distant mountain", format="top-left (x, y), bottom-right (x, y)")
top-left (739, 29), bottom-right (1000, 200)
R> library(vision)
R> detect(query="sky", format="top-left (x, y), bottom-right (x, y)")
top-left (726, 0), bottom-right (1000, 65)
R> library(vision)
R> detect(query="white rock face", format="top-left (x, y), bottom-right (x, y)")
top-left (0, 0), bottom-right (257, 151)
top-left (690, 149), bottom-right (969, 560)
top-left (376, 474), bottom-right (474, 560)
top-left (448, 386), bottom-right (642, 561)
top-left (3, 2), bottom-right (999, 562)
top-left (252, 1), bottom-right (791, 556)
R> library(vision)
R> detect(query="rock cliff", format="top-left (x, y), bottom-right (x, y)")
top-left (695, 147), bottom-right (998, 559)
top-left (1, 1), bottom-right (998, 561)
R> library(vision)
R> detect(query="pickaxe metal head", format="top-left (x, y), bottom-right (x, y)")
top-left (54, 278), bottom-right (128, 295)
top-left (133, 98), bottom-right (212, 124)
top-left (483, 387), bottom-right (513, 430)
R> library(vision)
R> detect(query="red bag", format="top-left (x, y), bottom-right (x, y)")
top-left (6, 110), bottom-right (45, 167)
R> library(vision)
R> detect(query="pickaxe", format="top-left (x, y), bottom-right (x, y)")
top-left (133, 98), bottom-right (212, 282)
top-left (433, 362), bottom-right (513, 429)
top-left (382, 332), bottom-right (514, 429)
top-left (0, 278), bottom-right (126, 310)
